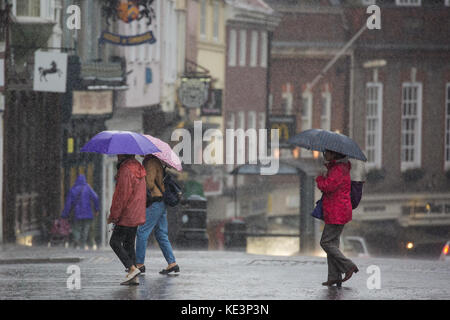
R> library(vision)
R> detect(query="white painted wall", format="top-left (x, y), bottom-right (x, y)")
top-left (117, 0), bottom-right (161, 108)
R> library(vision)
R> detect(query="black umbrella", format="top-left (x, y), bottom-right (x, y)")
top-left (288, 129), bottom-right (367, 162)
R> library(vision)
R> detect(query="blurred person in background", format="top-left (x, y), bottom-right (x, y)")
top-left (61, 174), bottom-right (99, 250)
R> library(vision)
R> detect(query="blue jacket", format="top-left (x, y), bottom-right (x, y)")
top-left (61, 175), bottom-right (100, 220)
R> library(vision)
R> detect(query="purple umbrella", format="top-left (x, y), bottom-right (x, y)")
top-left (81, 131), bottom-right (161, 155)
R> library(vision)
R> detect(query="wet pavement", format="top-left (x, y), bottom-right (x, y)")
top-left (0, 245), bottom-right (449, 300)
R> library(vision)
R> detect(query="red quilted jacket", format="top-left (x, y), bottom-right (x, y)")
top-left (109, 158), bottom-right (147, 227)
top-left (316, 159), bottom-right (352, 225)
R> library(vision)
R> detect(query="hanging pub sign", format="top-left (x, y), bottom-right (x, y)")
top-left (101, 0), bottom-right (155, 26)
top-left (178, 77), bottom-right (211, 109)
top-left (201, 89), bottom-right (222, 116)
top-left (33, 51), bottom-right (68, 93)
top-left (268, 115), bottom-right (296, 148)
top-left (99, 30), bottom-right (156, 46)
top-left (99, 1), bottom-right (157, 46)
top-left (72, 91), bottom-right (113, 116)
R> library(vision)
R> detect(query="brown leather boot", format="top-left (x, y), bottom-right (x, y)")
top-left (343, 266), bottom-right (359, 282)
top-left (322, 280), bottom-right (342, 287)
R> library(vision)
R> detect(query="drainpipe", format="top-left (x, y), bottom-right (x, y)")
top-left (349, 50), bottom-right (355, 139)
top-left (0, 2), bottom-right (11, 244)
top-left (309, 24), bottom-right (367, 92)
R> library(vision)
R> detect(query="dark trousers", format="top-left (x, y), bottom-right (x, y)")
top-left (109, 225), bottom-right (137, 269)
top-left (320, 224), bottom-right (357, 282)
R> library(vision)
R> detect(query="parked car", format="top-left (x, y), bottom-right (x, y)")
top-left (404, 240), bottom-right (450, 260)
top-left (342, 236), bottom-right (370, 258)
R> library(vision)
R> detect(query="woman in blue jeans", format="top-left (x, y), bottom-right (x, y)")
top-left (135, 155), bottom-right (179, 275)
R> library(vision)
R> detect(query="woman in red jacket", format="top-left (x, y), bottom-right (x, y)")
top-left (316, 150), bottom-right (359, 287)
top-left (108, 154), bottom-right (147, 285)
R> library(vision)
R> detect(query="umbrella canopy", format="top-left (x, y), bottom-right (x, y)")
top-left (288, 129), bottom-right (367, 162)
top-left (81, 131), bottom-right (161, 155)
top-left (143, 135), bottom-right (182, 171)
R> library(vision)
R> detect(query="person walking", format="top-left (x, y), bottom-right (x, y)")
top-left (135, 155), bottom-right (180, 275)
top-left (61, 174), bottom-right (99, 250)
top-left (317, 150), bottom-right (359, 287)
top-left (108, 154), bottom-right (147, 285)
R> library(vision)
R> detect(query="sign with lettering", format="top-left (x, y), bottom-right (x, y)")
top-left (268, 115), bottom-right (296, 148)
top-left (99, 30), bottom-right (156, 46)
top-left (179, 77), bottom-right (210, 108)
top-left (72, 91), bottom-right (113, 115)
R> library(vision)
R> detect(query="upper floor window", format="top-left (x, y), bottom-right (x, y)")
top-left (13, 0), bottom-right (55, 20)
top-left (396, 0), bottom-right (421, 6)
top-left (239, 29), bottom-right (247, 67)
top-left (321, 91), bottom-right (331, 131)
top-left (301, 89), bottom-right (313, 158)
top-left (16, 0), bottom-right (40, 17)
top-left (401, 82), bottom-right (422, 171)
top-left (248, 111), bottom-right (257, 130)
top-left (365, 83), bottom-right (383, 168)
top-left (258, 112), bottom-right (266, 130)
top-left (250, 31), bottom-right (258, 67)
top-left (361, 0), bottom-right (376, 5)
top-left (268, 93), bottom-right (273, 114)
top-left (445, 83), bottom-right (450, 169)
top-left (228, 29), bottom-right (237, 67)
top-left (200, 0), bottom-right (207, 38)
top-left (260, 32), bottom-right (268, 68)
top-left (282, 83), bottom-right (293, 115)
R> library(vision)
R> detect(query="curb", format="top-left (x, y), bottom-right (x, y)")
top-left (0, 257), bottom-right (84, 265)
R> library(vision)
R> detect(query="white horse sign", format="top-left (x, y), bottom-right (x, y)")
top-left (33, 51), bottom-right (68, 93)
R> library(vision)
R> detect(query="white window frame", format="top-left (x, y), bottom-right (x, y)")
top-left (260, 32), bottom-right (268, 68)
top-left (365, 83), bottom-right (383, 169)
top-left (226, 112), bottom-right (235, 188)
top-left (248, 111), bottom-right (257, 130)
top-left (445, 83), bottom-right (450, 170)
top-left (258, 112), bottom-right (266, 130)
top-left (13, 0), bottom-right (55, 20)
top-left (268, 94), bottom-right (273, 114)
top-left (237, 111), bottom-right (245, 185)
top-left (362, 0), bottom-right (376, 4)
top-left (200, 0), bottom-right (207, 39)
top-left (282, 83), bottom-right (293, 115)
top-left (250, 31), bottom-right (258, 67)
top-left (213, 1), bottom-right (220, 42)
top-left (239, 29), bottom-right (247, 67)
top-left (395, 0), bottom-right (421, 6)
top-left (301, 90), bottom-right (313, 158)
top-left (228, 29), bottom-right (237, 67)
top-left (321, 91), bottom-right (331, 131)
top-left (401, 82), bottom-right (422, 171)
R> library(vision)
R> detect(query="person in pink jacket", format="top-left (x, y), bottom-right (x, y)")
top-left (316, 149), bottom-right (359, 287)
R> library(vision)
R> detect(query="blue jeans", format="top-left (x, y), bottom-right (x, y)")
top-left (135, 201), bottom-right (176, 265)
